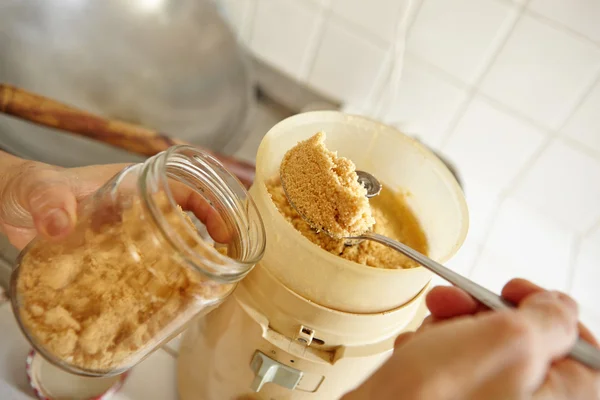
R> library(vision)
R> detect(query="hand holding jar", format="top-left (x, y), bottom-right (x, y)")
top-left (0, 151), bottom-right (228, 249)
top-left (1, 147), bottom-right (265, 376)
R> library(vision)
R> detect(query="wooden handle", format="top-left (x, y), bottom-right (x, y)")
top-left (0, 84), bottom-right (255, 187)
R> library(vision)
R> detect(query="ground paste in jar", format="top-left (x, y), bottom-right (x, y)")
top-left (17, 194), bottom-right (232, 372)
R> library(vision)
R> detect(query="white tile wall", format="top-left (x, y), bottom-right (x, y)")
top-left (571, 227), bottom-right (600, 311)
top-left (471, 247), bottom-right (523, 294)
top-left (562, 77), bottom-right (600, 155)
top-left (479, 14), bottom-right (600, 130)
top-left (581, 307), bottom-right (600, 339)
top-left (460, 178), bottom-right (501, 245)
top-left (514, 139), bottom-right (600, 233)
top-left (308, 21), bottom-right (388, 105)
top-left (529, 0), bottom-right (600, 44)
top-left (330, 0), bottom-right (411, 43)
top-left (407, 0), bottom-right (517, 85)
top-left (443, 96), bottom-right (546, 196)
top-left (215, 0), bottom-right (256, 42)
top-left (480, 196), bottom-right (574, 291)
top-left (249, 0), bottom-right (320, 78)
top-left (387, 56), bottom-right (468, 148)
top-left (217, 0), bottom-right (600, 335)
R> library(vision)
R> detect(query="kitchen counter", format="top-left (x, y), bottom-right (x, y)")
top-left (0, 301), bottom-right (180, 400)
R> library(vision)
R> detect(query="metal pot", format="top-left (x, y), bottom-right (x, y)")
top-left (0, 0), bottom-right (254, 166)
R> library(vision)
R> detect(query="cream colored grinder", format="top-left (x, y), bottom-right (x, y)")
top-left (177, 112), bottom-right (469, 399)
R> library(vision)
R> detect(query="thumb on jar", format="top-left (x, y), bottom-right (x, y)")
top-left (10, 162), bottom-right (78, 240)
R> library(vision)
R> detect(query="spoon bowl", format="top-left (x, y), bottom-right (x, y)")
top-left (356, 171), bottom-right (382, 198)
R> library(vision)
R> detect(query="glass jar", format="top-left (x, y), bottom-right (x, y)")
top-left (10, 145), bottom-right (265, 377)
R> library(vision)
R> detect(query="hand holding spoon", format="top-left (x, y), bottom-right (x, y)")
top-left (281, 169), bottom-right (600, 371)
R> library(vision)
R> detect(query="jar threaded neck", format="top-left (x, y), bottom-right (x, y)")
top-left (140, 145), bottom-right (265, 283)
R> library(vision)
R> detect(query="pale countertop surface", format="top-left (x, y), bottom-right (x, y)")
top-left (0, 301), bottom-right (181, 400)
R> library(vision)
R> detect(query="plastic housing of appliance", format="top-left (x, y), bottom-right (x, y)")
top-left (177, 111), bottom-right (469, 399)
top-left (250, 111), bottom-right (469, 313)
top-left (177, 267), bottom-right (432, 400)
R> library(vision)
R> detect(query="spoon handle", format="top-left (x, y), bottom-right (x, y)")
top-left (0, 84), bottom-right (256, 188)
top-left (360, 231), bottom-right (600, 371)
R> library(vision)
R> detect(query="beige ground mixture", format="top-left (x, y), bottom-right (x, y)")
top-left (17, 193), bottom-right (232, 372)
top-left (279, 132), bottom-right (375, 239)
top-left (267, 177), bottom-right (428, 269)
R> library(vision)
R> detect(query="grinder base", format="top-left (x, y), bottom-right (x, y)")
top-left (177, 265), bottom-right (430, 400)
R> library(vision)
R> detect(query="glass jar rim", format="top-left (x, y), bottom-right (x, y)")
top-left (140, 145), bottom-right (266, 282)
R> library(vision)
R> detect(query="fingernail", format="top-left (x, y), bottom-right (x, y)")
top-left (42, 209), bottom-right (72, 237)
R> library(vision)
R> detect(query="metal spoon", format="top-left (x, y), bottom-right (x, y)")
top-left (356, 170), bottom-right (382, 198)
top-left (281, 170), bottom-right (600, 371)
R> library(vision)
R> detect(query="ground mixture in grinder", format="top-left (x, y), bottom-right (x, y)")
top-left (279, 132), bottom-right (375, 239)
top-left (268, 132), bottom-right (428, 269)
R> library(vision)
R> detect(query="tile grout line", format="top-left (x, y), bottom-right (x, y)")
top-left (555, 67), bottom-right (600, 133)
top-left (525, 7), bottom-right (600, 50)
top-left (327, 13), bottom-right (391, 52)
top-left (360, 50), bottom-right (394, 115)
top-left (436, 91), bottom-right (472, 151)
top-left (496, 137), bottom-right (549, 212)
top-left (565, 234), bottom-right (582, 296)
top-left (532, 67), bottom-right (600, 235)
top-left (399, 51), bottom-right (471, 90)
top-left (381, 0), bottom-right (423, 118)
top-left (405, 0), bottom-right (426, 31)
top-left (403, 37), bottom-right (595, 142)
top-left (583, 218), bottom-right (600, 239)
top-left (475, 93), bottom-right (557, 134)
top-left (494, 137), bottom-right (590, 237)
top-left (468, 1), bottom-right (525, 89)
top-left (244, 0), bottom-right (259, 49)
top-left (438, 3), bottom-right (527, 150)
top-left (463, 242), bottom-right (483, 279)
top-left (464, 197), bottom-right (507, 279)
top-left (556, 67), bottom-right (600, 132)
top-left (501, 68), bottom-right (600, 222)
top-left (237, 0), bottom-right (257, 43)
top-left (459, 3), bottom-right (535, 280)
top-left (374, 0), bottom-right (418, 120)
top-left (308, 7), bottom-right (399, 113)
top-left (298, 1), bottom-right (333, 81)
top-left (356, 0), bottom-right (420, 116)
top-left (366, 54), bottom-right (464, 122)
top-left (562, 135), bottom-right (600, 162)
